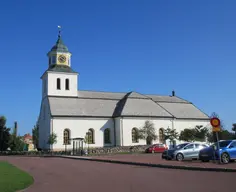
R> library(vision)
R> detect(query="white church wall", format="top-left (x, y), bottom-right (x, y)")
top-left (121, 117), bottom-right (173, 146)
top-left (38, 98), bottom-right (51, 150)
top-left (51, 117), bottom-right (115, 150)
top-left (46, 72), bottom-right (78, 97)
top-left (120, 117), bottom-right (210, 147)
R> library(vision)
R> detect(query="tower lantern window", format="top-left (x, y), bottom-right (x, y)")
top-left (52, 56), bottom-right (56, 64)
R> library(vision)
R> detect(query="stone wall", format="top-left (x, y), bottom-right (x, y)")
top-left (0, 145), bottom-right (151, 156)
top-left (84, 145), bottom-right (150, 155)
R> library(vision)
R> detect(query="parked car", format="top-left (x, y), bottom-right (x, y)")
top-left (199, 140), bottom-right (236, 164)
top-left (162, 142), bottom-right (190, 160)
top-left (145, 143), bottom-right (168, 153)
top-left (173, 143), bottom-right (209, 161)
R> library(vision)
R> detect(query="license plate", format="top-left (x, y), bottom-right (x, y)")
top-left (201, 154), bottom-right (208, 157)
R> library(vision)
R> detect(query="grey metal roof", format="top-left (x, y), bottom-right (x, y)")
top-left (49, 97), bottom-right (118, 117)
top-left (146, 94), bottom-right (189, 103)
top-left (50, 35), bottom-right (69, 53)
top-left (158, 102), bottom-right (209, 119)
top-left (78, 90), bottom-right (125, 100)
top-left (48, 90), bottom-right (209, 119)
top-left (121, 98), bottom-right (172, 117)
top-left (47, 65), bottom-right (77, 73)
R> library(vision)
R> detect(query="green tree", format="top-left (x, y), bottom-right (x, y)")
top-left (206, 129), bottom-right (235, 143)
top-left (8, 124), bottom-right (25, 151)
top-left (179, 128), bottom-right (196, 142)
top-left (32, 124), bottom-right (39, 149)
top-left (193, 125), bottom-right (209, 142)
top-left (47, 132), bottom-right (57, 151)
top-left (9, 135), bottom-right (25, 151)
top-left (164, 127), bottom-right (179, 145)
top-left (0, 116), bottom-right (10, 151)
top-left (138, 120), bottom-right (157, 145)
top-left (232, 123), bottom-right (236, 136)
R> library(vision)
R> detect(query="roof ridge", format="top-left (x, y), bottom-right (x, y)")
top-left (174, 95), bottom-right (191, 103)
top-left (153, 101), bottom-right (174, 118)
top-left (127, 91), bottom-right (150, 99)
top-left (78, 89), bottom-right (128, 94)
top-left (112, 92), bottom-right (132, 117)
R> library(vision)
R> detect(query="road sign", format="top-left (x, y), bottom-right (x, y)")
top-left (210, 117), bottom-right (222, 164)
top-left (212, 126), bottom-right (221, 132)
top-left (210, 117), bottom-right (221, 127)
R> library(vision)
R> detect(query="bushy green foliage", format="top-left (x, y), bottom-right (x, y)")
top-left (0, 116), bottom-right (11, 151)
top-left (138, 120), bottom-right (157, 144)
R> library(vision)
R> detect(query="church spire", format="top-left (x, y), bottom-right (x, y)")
top-left (58, 25), bottom-right (62, 38)
top-left (47, 26), bottom-right (72, 68)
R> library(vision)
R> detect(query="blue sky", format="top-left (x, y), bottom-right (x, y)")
top-left (0, 0), bottom-right (235, 135)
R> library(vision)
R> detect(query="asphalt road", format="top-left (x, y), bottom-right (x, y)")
top-left (1, 156), bottom-right (234, 192)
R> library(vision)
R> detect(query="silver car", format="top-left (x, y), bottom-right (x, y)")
top-left (173, 143), bottom-right (209, 161)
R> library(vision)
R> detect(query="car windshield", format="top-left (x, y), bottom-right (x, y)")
top-left (175, 143), bottom-right (189, 150)
top-left (212, 140), bottom-right (232, 148)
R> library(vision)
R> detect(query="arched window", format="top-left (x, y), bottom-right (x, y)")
top-left (65, 79), bottom-right (69, 90)
top-left (159, 128), bottom-right (165, 144)
top-left (104, 128), bottom-right (111, 144)
top-left (63, 129), bottom-right (71, 145)
top-left (132, 128), bottom-right (139, 143)
top-left (57, 78), bottom-right (61, 90)
top-left (87, 128), bottom-right (95, 144)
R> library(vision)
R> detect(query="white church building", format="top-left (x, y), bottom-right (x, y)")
top-left (38, 32), bottom-right (210, 151)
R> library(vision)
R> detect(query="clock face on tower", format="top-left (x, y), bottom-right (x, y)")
top-left (58, 55), bottom-right (67, 64)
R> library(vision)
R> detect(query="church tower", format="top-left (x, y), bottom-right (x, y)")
top-left (41, 28), bottom-right (78, 98)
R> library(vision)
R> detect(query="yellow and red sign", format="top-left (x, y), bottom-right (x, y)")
top-left (210, 117), bottom-right (221, 132)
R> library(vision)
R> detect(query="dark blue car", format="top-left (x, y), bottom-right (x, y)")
top-left (199, 140), bottom-right (236, 164)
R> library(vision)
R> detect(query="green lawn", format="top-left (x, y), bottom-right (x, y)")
top-left (0, 161), bottom-right (34, 192)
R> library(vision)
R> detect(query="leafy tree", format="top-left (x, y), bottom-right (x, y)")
top-left (32, 124), bottom-right (39, 149)
top-left (163, 127), bottom-right (179, 145)
top-left (8, 124), bottom-right (25, 151)
top-left (206, 129), bottom-right (235, 143)
top-left (179, 128), bottom-right (196, 142)
top-left (9, 135), bottom-right (25, 151)
top-left (138, 120), bottom-right (157, 145)
top-left (47, 132), bottom-right (57, 151)
top-left (232, 123), bottom-right (236, 136)
top-left (84, 132), bottom-right (89, 146)
top-left (0, 116), bottom-right (10, 151)
top-left (193, 125), bottom-right (209, 142)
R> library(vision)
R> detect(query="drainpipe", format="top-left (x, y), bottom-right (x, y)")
top-left (113, 118), bottom-right (116, 146)
top-left (121, 117), bottom-right (124, 146)
top-left (50, 118), bottom-right (54, 151)
top-left (171, 118), bottom-right (175, 147)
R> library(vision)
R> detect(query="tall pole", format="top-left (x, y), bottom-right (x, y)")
top-left (216, 132), bottom-right (221, 164)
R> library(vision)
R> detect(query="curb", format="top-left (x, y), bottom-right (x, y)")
top-left (58, 155), bottom-right (236, 173)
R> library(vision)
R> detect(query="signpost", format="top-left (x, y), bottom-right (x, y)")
top-left (210, 117), bottom-right (221, 164)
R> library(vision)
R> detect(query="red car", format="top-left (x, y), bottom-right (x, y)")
top-left (145, 143), bottom-right (168, 153)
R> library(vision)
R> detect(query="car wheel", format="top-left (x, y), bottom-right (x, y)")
top-left (176, 153), bottom-right (184, 161)
top-left (221, 153), bottom-right (230, 164)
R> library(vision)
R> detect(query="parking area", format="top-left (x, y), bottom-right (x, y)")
top-left (93, 153), bottom-right (236, 169)
top-left (0, 156), bottom-right (235, 192)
